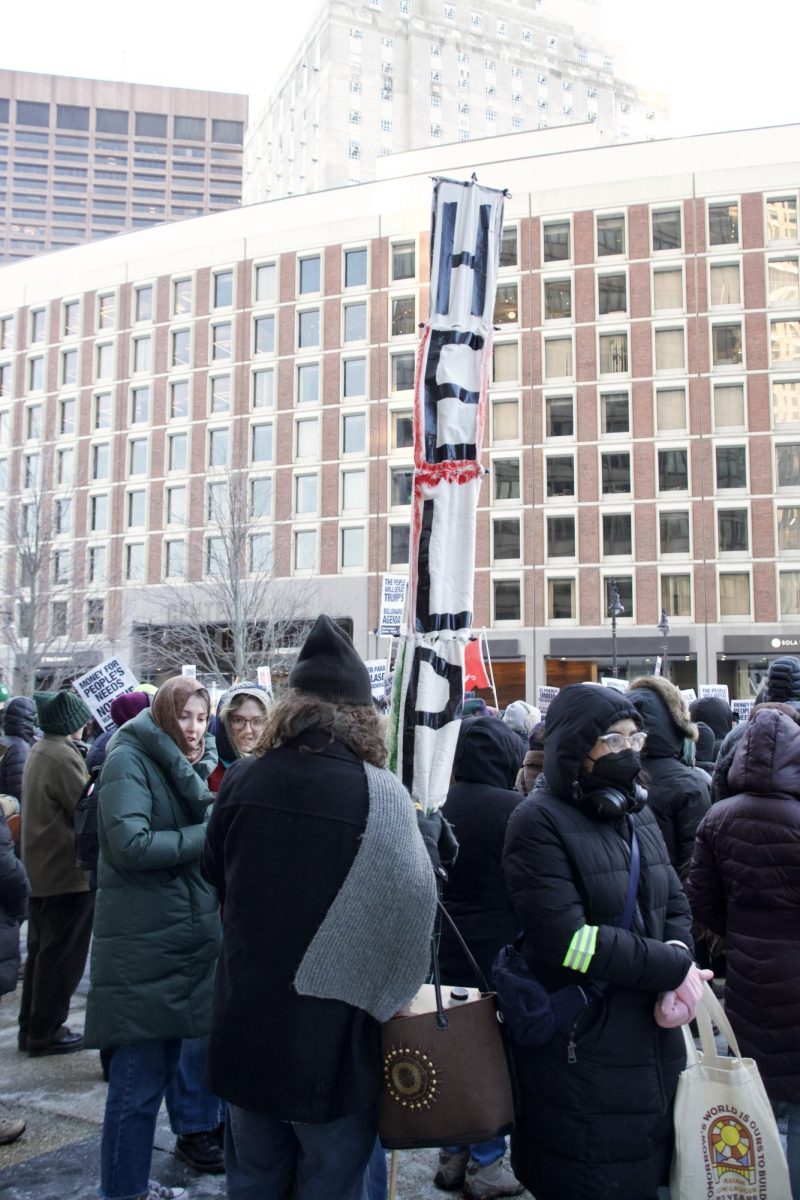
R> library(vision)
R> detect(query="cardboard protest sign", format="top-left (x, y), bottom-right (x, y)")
top-left (364, 659), bottom-right (388, 701)
top-left (699, 684), bottom-right (730, 703)
top-left (536, 685), bottom-right (559, 715)
top-left (600, 676), bottom-right (629, 693)
top-left (72, 656), bottom-right (139, 731)
top-left (731, 699), bottom-right (754, 723)
top-left (378, 575), bottom-right (407, 638)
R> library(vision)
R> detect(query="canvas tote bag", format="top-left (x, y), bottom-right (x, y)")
top-left (670, 983), bottom-right (791, 1199)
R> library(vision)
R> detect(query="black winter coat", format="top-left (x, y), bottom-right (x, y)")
top-left (0, 809), bottom-right (29, 993)
top-left (438, 717), bottom-right (522, 983)
top-left (628, 685), bottom-right (710, 878)
top-left (0, 697), bottom-right (37, 800)
top-left (202, 732), bottom-right (381, 1122)
top-left (502, 683), bottom-right (693, 1200)
top-left (689, 696), bottom-right (733, 759)
top-left (687, 707), bottom-right (800, 1102)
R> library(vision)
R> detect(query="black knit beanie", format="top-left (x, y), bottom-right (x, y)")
top-left (765, 656), bottom-right (800, 703)
top-left (34, 689), bottom-right (92, 735)
top-left (289, 615), bottom-right (372, 706)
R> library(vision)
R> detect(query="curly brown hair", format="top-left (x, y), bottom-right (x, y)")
top-left (255, 692), bottom-right (388, 767)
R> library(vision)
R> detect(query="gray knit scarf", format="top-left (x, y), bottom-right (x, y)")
top-left (294, 761), bottom-right (437, 1022)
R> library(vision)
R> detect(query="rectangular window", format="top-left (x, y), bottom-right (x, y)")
top-left (134, 285), bottom-right (153, 323)
top-left (0, 317), bottom-right (14, 352)
top-left (0, 364), bottom-right (11, 399)
top-left (492, 342), bottom-right (518, 383)
top-left (30, 309), bottom-right (46, 344)
top-left (779, 571), bottom-right (800, 616)
top-left (57, 447), bottom-right (74, 486)
top-left (547, 515), bottom-right (575, 557)
top-left (546, 456), bottom-right (575, 498)
top-left (63, 300), bottom-right (80, 337)
top-left (713, 323), bottom-right (743, 367)
top-left (500, 226), bottom-right (518, 269)
top-left (492, 397), bottom-right (519, 442)
top-left (493, 457), bottom-right (520, 501)
top-left (168, 329), bottom-right (188, 369)
top-left (92, 443), bottom-right (110, 480)
top-left (719, 572), bottom-right (750, 617)
top-left (603, 512), bottom-right (632, 555)
top-left (777, 443), bottom-right (800, 487)
top-left (166, 485), bottom-right (186, 524)
top-left (768, 257), bottom-right (800, 305)
top-left (655, 327), bottom-right (686, 372)
top-left (26, 404), bottom-right (42, 440)
top-left (252, 423), bottom-right (274, 463)
top-left (253, 367), bottom-right (275, 408)
top-left (28, 357), bottom-right (43, 392)
top-left (544, 278), bottom-right (572, 320)
top-left (390, 467), bottom-right (413, 506)
top-left (548, 578), bottom-right (575, 620)
top-left (660, 511), bottom-right (690, 555)
top-left (392, 241), bottom-right (415, 281)
top-left (656, 387), bottom-right (687, 432)
top-left (61, 349), bottom-right (78, 386)
top-left (597, 214), bottom-right (625, 257)
top-left (89, 493), bottom-right (108, 532)
top-left (209, 428), bottom-right (229, 467)
top-left (213, 270), bottom-right (233, 308)
top-left (709, 202), bottom-right (739, 246)
top-left (299, 256), bottom-right (321, 294)
top-left (212, 322), bottom-right (232, 361)
top-left (652, 208), bottom-right (682, 252)
top-left (716, 445), bottom-right (747, 489)
top-left (255, 263), bottom-right (277, 304)
top-left (207, 482), bottom-right (230, 524)
top-left (391, 296), bottom-right (415, 337)
top-left (714, 383), bottom-right (745, 429)
top-left (206, 537), bottom-right (225, 575)
top-left (297, 362), bottom-right (320, 405)
top-left (58, 396), bottom-right (75, 436)
top-left (601, 391), bottom-right (629, 434)
top-left (173, 278), bottom-right (192, 315)
top-left (494, 283), bottom-right (518, 325)
top-left (766, 196), bottom-right (798, 242)
top-left (129, 438), bottom-right (148, 475)
top-left (495, 579), bottom-right (521, 622)
top-left (390, 353), bottom-right (413, 393)
top-left (87, 546), bottom-right (106, 585)
top-left (298, 309), bottom-right (320, 349)
top-left (97, 292), bottom-right (116, 330)
top-left (390, 525), bottom-right (410, 565)
top-left (493, 517), bottom-right (520, 560)
top-left (294, 530), bottom-right (317, 572)
top-left (51, 601), bottom-right (68, 637)
top-left (295, 417), bottom-right (319, 460)
top-left (344, 302), bottom-right (367, 342)
top-left (210, 375), bottom-right (231, 414)
top-left (391, 410), bottom-right (413, 450)
top-left (254, 315), bottom-right (276, 356)
top-left (545, 394), bottom-right (573, 438)
top-left (544, 338), bottom-right (573, 379)
top-left (771, 319), bottom-right (800, 363)
top-left (658, 448), bottom-right (688, 492)
top-left (295, 473), bottom-right (318, 514)
top-left (131, 385), bottom-right (150, 423)
top-left (345, 248), bottom-right (368, 288)
top-left (543, 220), bottom-right (570, 262)
top-left (653, 268), bottom-right (683, 312)
top-left (710, 262), bottom-right (741, 306)
top-left (599, 332), bottom-right (628, 374)
top-left (598, 274), bottom-right (626, 316)
top-left (95, 342), bottom-right (113, 380)
top-left (342, 412), bottom-right (366, 455)
top-left (341, 469), bottom-right (367, 511)
top-left (250, 532), bottom-right (273, 574)
top-left (601, 452), bottom-right (631, 494)
top-left (168, 432), bottom-right (188, 472)
top-left (86, 598), bottom-right (105, 634)
top-left (169, 379), bottom-right (189, 420)
top-left (54, 497), bottom-right (72, 535)
top-left (250, 477), bottom-right (273, 519)
top-left (662, 573), bottom-right (691, 617)
top-left (778, 506), bottom-right (800, 552)
top-left (53, 549), bottom-right (72, 585)
top-left (165, 540), bottom-right (185, 578)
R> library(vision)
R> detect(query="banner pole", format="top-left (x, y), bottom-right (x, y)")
top-left (482, 627), bottom-right (499, 711)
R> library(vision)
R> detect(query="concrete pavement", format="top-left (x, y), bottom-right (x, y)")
top-left (0, 962), bottom-right (532, 1200)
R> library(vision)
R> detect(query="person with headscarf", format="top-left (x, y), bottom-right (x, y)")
top-left (85, 690), bottom-right (152, 775)
top-left (85, 676), bottom-right (221, 1200)
top-left (502, 683), bottom-right (708, 1200)
top-left (207, 683), bottom-right (270, 793)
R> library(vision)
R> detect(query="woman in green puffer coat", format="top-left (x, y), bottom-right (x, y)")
top-left (85, 676), bottom-right (221, 1200)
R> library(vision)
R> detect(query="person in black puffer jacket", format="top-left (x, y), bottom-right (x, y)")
top-left (627, 676), bottom-right (710, 881)
top-left (712, 657), bottom-right (800, 804)
top-left (694, 721), bottom-right (717, 778)
top-left (0, 807), bottom-right (29, 1144)
top-left (503, 684), bottom-right (704, 1200)
top-left (689, 696), bottom-right (734, 760)
top-left (0, 697), bottom-right (38, 802)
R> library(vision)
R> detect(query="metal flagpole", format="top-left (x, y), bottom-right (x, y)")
top-left (482, 627), bottom-right (499, 711)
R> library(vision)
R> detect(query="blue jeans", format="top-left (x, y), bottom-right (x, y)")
top-left (443, 1135), bottom-right (506, 1166)
top-left (164, 1035), bottom-right (222, 1135)
top-left (364, 1137), bottom-right (387, 1200)
top-left (773, 1101), bottom-right (800, 1200)
top-left (225, 1103), bottom-right (377, 1200)
top-left (100, 1039), bottom-right (182, 1200)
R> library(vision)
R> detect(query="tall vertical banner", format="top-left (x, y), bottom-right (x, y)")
top-left (389, 177), bottom-right (506, 812)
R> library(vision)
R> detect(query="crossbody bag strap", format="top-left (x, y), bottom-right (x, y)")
top-left (619, 815), bottom-right (641, 931)
top-left (429, 900), bottom-right (491, 1032)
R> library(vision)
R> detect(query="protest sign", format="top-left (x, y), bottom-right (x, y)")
top-left (600, 676), bottom-right (629, 692)
top-left (681, 688), bottom-right (697, 704)
top-left (256, 666), bottom-right (273, 698)
top-left (699, 684), bottom-right (730, 704)
top-left (731, 699), bottom-right (754, 723)
top-left (378, 575), bottom-right (407, 638)
top-left (364, 659), bottom-right (388, 701)
top-left (72, 656), bottom-right (139, 731)
top-left (536, 685), bottom-right (559, 715)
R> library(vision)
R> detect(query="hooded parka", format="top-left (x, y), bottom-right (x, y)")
top-left (687, 706), bottom-right (800, 1102)
top-left (0, 697), bottom-right (37, 801)
top-left (503, 684), bottom-right (694, 1200)
top-left (0, 810), bottom-right (28, 993)
top-left (438, 717), bottom-right (523, 982)
top-left (207, 684), bottom-right (270, 793)
top-left (627, 676), bottom-right (710, 879)
top-left (84, 707), bottom-right (220, 1049)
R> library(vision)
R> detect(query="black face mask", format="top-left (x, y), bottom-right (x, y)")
top-left (588, 749), bottom-right (641, 790)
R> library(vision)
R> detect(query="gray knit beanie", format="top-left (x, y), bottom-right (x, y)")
top-left (289, 615), bottom-right (372, 706)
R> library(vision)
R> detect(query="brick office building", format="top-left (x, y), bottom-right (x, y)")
top-left (0, 123), bottom-right (798, 701)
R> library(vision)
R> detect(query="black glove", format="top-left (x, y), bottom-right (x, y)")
top-left (416, 809), bottom-right (459, 882)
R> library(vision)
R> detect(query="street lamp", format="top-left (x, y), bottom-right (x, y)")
top-left (658, 608), bottom-right (671, 677)
top-left (608, 578), bottom-right (624, 678)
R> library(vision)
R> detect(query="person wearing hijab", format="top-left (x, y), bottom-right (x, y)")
top-left (85, 676), bottom-right (222, 1200)
top-left (502, 684), bottom-right (708, 1200)
top-left (207, 684), bottom-right (270, 793)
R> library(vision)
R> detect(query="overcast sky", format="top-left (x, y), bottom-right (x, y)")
top-left (2, 0), bottom-right (798, 138)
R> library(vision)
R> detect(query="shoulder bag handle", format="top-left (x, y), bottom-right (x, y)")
top-left (430, 899), bottom-right (492, 1030)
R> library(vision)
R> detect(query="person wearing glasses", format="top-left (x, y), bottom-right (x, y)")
top-left (627, 676), bottom-right (710, 881)
top-left (208, 685), bottom-right (271, 793)
top-left (502, 683), bottom-right (709, 1200)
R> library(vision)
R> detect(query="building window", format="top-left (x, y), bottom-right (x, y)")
top-left (545, 394), bottom-right (573, 438)
top-left (53, 548), bottom-right (72, 585)
top-left (597, 214), bottom-right (625, 257)
top-left (51, 600), bottom-right (68, 637)
top-left (254, 314), bottom-right (276, 355)
top-left (28, 357), bottom-right (43, 393)
top-left (770, 319), bottom-right (800, 364)
top-left (173, 278), bottom-right (192, 315)
top-left (212, 322), bottom-right (232, 361)
top-left (779, 570), bottom-right (800, 616)
top-left (391, 410), bottom-right (413, 451)
top-left (63, 300), bottom-right (80, 337)
top-left (777, 443), bottom-right (800, 487)
top-left (546, 515), bottom-right (575, 558)
top-left (57, 447), bottom-right (74, 486)
top-left (59, 396), bottom-right (76, 436)
top-left (250, 477), bottom-right (273, 519)
top-left (660, 511), bottom-right (690, 555)
top-left (168, 432), bottom-right (188, 472)
top-left (249, 532), bottom-right (272, 574)
top-left (492, 342), bottom-right (518, 383)
top-left (209, 375), bottom-right (231, 414)
top-left (652, 208), bottom-right (682, 252)
top-left (129, 438), bottom-right (148, 475)
top-left (341, 469), bottom-right (367, 512)
top-left (133, 334), bottom-right (153, 373)
top-left (714, 383), bottom-right (745, 429)
top-left (602, 512), bottom-right (632, 556)
top-left (543, 220), bottom-right (570, 263)
top-left (598, 274), bottom-right (627, 316)
top-left (662, 573), bottom-right (691, 617)
top-left (709, 202), bottom-right (739, 246)
top-left (390, 467), bottom-right (413, 506)
top-left (390, 525), bottom-right (410, 565)
top-left (251, 423), bottom-right (274, 463)
top-left (601, 391), bottom-right (629, 434)
top-left (709, 262), bottom-right (741, 307)
top-left (493, 457), bottom-right (520, 501)
top-left (131, 385), bottom-right (150, 424)
top-left (253, 368), bottom-right (275, 409)
top-left (294, 530), bottom-right (317, 572)
top-left (86, 598), bottom-right (104, 634)
top-left (766, 196), bottom-right (798, 243)
top-left (254, 263), bottom-right (277, 304)
top-left (716, 445), bottom-right (747, 489)
top-left (342, 412), bottom-right (366, 455)
top-left (344, 302), bottom-right (367, 342)
top-left (165, 540), bottom-right (186, 578)
top-left (206, 537), bottom-right (225, 576)
top-left (296, 362), bottom-right (320, 405)
top-left (295, 473), bottom-right (318, 514)
top-left (25, 404), bottom-right (42, 440)
top-left (712, 323), bottom-right (743, 367)
top-left (494, 283), bottom-right (518, 324)
top-left (544, 278), bottom-right (572, 320)
top-left (54, 497), bottom-right (72, 535)
top-left (345, 357), bottom-right (368, 398)
top-left (658, 448), bottom-right (688, 492)
top-left (296, 417), bottom-right (319, 460)
top-left (392, 242), bottom-right (415, 281)
top-left (492, 397), bottom-right (519, 442)
top-left (546, 456), bottom-right (574, 497)
top-left (653, 268), bottom-right (683, 312)
top-left (544, 338), bottom-right (573, 379)
top-left (654, 387), bottom-right (686, 433)
top-left (601, 452), bottom-right (631, 494)
top-left (95, 342), bottom-right (113, 380)
top-left (604, 576), bottom-right (633, 618)
top-left (166, 486), bottom-right (186, 524)
top-left (0, 317), bottom-right (14, 352)
top-left (655, 327), bottom-right (686, 372)
top-left (768, 257), bottom-right (800, 305)
top-left (391, 296), bottom-right (415, 336)
top-left (344, 248), bottom-right (367, 288)
top-left (167, 379), bottom-right (188, 420)
top-left (778, 507), bottom-right (800, 552)
top-left (298, 309), bottom-right (320, 349)
top-left (87, 545), bottom-right (107, 585)
top-left (599, 332), bottom-right (628, 374)
top-left (127, 490), bottom-right (146, 529)
top-left (547, 578), bottom-right (575, 620)
top-left (499, 226), bottom-right (518, 269)
top-left (213, 270), bottom-right (234, 308)
top-left (389, 352), bottom-right (413, 393)
top-left (299, 256), bottom-right (321, 295)
top-left (97, 292), bottom-right (116, 330)
top-left (209, 428), bottom-right (230, 467)
top-left (719, 572), bottom-right (750, 617)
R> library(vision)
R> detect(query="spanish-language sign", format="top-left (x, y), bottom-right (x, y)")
top-left (72, 656), bottom-right (139, 731)
top-left (536, 685), bottom-right (559, 716)
top-left (699, 684), bottom-right (730, 704)
top-left (600, 676), bottom-right (629, 693)
top-left (731, 699), bottom-right (754, 723)
top-left (378, 575), bottom-right (408, 638)
top-left (364, 659), bottom-right (388, 702)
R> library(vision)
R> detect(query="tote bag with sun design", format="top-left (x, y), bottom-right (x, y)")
top-left (670, 983), bottom-right (791, 1200)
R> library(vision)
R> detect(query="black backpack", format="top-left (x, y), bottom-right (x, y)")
top-left (74, 767), bottom-right (101, 874)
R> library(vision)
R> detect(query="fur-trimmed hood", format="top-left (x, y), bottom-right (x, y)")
top-left (627, 676), bottom-right (698, 760)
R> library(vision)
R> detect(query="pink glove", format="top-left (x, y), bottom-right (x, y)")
top-left (654, 964), bottom-right (714, 1029)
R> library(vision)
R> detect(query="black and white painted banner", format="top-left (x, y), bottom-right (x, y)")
top-left (389, 177), bottom-right (506, 812)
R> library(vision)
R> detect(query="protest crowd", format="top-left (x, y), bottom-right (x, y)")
top-left (0, 623), bottom-right (798, 1200)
